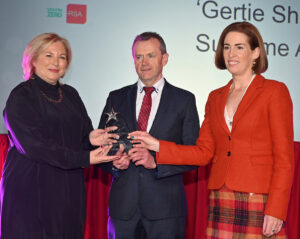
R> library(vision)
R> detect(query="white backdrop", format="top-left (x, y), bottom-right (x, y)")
top-left (0, 0), bottom-right (299, 140)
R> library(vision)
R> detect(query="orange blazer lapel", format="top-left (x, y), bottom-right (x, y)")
top-left (232, 75), bottom-right (265, 132)
top-left (216, 80), bottom-right (232, 135)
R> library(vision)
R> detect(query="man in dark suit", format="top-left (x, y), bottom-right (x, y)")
top-left (98, 32), bottom-right (200, 239)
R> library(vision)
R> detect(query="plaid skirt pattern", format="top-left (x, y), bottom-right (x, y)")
top-left (206, 187), bottom-right (287, 239)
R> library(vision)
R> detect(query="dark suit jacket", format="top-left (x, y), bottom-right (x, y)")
top-left (98, 80), bottom-right (200, 220)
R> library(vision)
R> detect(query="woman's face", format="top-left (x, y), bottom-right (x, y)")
top-left (223, 31), bottom-right (259, 77)
top-left (33, 41), bottom-right (68, 85)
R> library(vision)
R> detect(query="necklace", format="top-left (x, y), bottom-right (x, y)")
top-left (40, 87), bottom-right (63, 103)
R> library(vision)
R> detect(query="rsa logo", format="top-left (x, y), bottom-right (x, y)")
top-left (66, 4), bottom-right (87, 24)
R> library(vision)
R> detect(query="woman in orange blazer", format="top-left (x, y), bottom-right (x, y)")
top-left (129, 22), bottom-right (294, 238)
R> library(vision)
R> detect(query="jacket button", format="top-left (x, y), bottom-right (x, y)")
top-left (227, 151), bottom-right (231, 156)
top-left (228, 136), bottom-right (231, 140)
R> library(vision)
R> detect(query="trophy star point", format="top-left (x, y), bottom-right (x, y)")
top-left (105, 108), bottom-right (119, 124)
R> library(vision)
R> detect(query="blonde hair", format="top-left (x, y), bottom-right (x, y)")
top-left (22, 33), bottom-right (72, 80)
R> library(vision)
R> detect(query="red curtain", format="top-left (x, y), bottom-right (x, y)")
top-left (0, 134), bottom-right (299, 239)
top-left (0, 134), bottom-right (9, 177)
top-left (286, 142), bottom-right (300, 239)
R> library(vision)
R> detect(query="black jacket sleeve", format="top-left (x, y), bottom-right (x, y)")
top-left (4, 84), bottom-right (90, 170)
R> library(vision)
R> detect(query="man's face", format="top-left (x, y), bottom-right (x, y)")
top-left (133, 38), bottom-right (168, 86)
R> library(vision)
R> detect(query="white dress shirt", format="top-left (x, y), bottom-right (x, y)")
top-left (136, 77), bottom-right (165, 132)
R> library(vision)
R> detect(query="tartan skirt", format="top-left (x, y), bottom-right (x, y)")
top-left (206, 187), bottom-right (287, 239)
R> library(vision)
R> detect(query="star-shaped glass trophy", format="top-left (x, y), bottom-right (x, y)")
top-left (104, 108), bottom-right (132, 155)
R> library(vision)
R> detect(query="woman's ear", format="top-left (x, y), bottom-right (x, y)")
top-left (253, 47), bottom-right (260, 60)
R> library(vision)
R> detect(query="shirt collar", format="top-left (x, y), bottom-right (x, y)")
top-left (137, 77), bottom-right (165, 94)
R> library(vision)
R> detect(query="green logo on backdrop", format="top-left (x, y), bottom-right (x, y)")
top-left (47, 8), bottom-right (63, 18)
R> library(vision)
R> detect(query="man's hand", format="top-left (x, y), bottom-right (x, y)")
top-left (113, 154), bottom-right (130, 170)
top-left (113, 144), bottom-right (130, 170)
top-left (128, 147), bottom-right (156, 169)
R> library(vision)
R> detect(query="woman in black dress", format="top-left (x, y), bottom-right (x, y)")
top-left (0, 33), bottom-right (121, 238)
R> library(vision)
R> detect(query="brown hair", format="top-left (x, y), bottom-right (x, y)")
top-left (22, 33), bottom-right (72, 80)
top-left (215, 22), bottom-right (268, 74)
top-left (132, 32), bottom-right (167, 57)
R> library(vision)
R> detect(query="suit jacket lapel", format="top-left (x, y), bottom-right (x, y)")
top-left (232, 75), bottom-right (265, 132)
top-left (126, 83), bottom-right (138, 131)
top-left (149, 80), bottom-right (170, 136)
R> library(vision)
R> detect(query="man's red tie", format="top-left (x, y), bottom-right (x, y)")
top-left (137, 87), bottom-right (155, 131)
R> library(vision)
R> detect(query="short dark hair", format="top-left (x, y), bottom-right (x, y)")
top-left (132, 32), bottom-right (167, 57)
top-left (215, 21), bottom-right (268, 74)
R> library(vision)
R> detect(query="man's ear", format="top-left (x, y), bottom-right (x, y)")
top-left (162, 53), bottom-right (169, 66)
